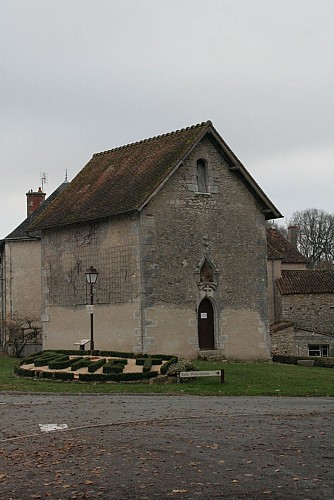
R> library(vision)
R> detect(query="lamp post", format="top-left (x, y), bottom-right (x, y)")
top-left (85, 266), bottom-right (99, 353)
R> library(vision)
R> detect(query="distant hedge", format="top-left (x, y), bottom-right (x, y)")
top-left (272, 354), bottom-right (334, 368)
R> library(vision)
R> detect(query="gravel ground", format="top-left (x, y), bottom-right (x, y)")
top-left (0, 394), bottom-right (333, 499)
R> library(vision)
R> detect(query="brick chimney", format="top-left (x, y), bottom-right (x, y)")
top-left (26, 187), bottom-right (46, 217)
top-left (287, 225), bottom-right (298, 248)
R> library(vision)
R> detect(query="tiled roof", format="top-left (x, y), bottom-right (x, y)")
top-left (30, 121), bottom-right (282, 231)
top-left (266, 227), bottom-right (307, 263)
top-left (276, 269), bottom-right (334, 294)
top-left (4, 181), bottom-right (69, 240)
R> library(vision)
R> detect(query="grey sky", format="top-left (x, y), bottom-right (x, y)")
top-left (1, 0), bottom-right (333, 239)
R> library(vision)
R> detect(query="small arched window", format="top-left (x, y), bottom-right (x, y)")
top-left (196, 159), bottom-right (208, 193)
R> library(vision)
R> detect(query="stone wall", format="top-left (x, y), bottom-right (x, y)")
top-left (270, 323), bottom-right (296, 355)
top-left (41, 215), bottom-right (142, 352)
top-left (139, 136), bottom-right (270, 359)
top-left (280, 292), bottom-right (334, 336)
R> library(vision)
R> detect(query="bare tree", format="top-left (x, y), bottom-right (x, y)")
top-left (289, 209), bottom-right (334, 268)
top-left (6, 315), bottom-right (42, 357)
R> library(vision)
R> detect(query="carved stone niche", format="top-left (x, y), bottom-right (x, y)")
top-left (195, 255), bottom-right (219, 295)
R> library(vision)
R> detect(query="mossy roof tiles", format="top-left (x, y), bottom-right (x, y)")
top-left (266, 228), bottom-right (307, 263)
top-left (277, 269), bottom-right (334, 294)
top-left (30, 121), bottom-right (282, 231)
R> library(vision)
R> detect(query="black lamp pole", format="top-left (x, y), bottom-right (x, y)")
top-left (85, 266), bottom-right (99, 353)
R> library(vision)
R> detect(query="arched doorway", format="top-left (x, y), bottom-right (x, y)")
top-left (198, 298), bottom-right (214, 349)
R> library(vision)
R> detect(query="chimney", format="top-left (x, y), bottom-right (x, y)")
top-left (26, 187), bottom-right (46, 217)
top-left (288, 225), bottom-right (298, 248)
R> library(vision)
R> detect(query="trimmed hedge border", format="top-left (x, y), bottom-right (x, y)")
top-left (88, 358), bottom-right (106, 373)
top-left (15, 366), bottom-right (36, 377)
top-left (16, 350), bottom-right (178, 383)
top-left (71, 358), bottom-right (91, 371)
top-left (79, 370), bottom-right (159, 382)
top-left (272, 354), bottom-right (334, 368)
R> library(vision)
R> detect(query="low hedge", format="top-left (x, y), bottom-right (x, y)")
top-left (106, 358), bottom-right (128, 366)
top-left (34, 354), bottom-right (66, 367)
top-left (79, 370), bottom-right (158, 382)
top-left (151, 358), bottom-right (163, 365)
top-left (143, 358), bottom-right (153, 373)
top-left (272, 354), bottom-right (334, 368)
top-left (48, 357), bottom-right (72, 370)
top-left (99, 350), bottom-right (134, 358)
top-left (52, 349), bottom-right (90, 355)
top-left (15, 366), bottom-right (36, 377)
top-left (39, 371), bottom-right (55, 379)
top-left (88, 358), bottom-right (106, 373)
top-left (103, 364), bottom-right (124, 374)
top-left (136, 357), bottom-right (162, 367)
top-left (20, 352), bottom-right (44, 365)
top-left (71, 358), bottom-right (91, 371)
top-left (54, 371), bottom-right (74, 381)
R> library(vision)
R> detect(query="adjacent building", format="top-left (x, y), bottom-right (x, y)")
top-left (0, 181), bottom-right (69, 355)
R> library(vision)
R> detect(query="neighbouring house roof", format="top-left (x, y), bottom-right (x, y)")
top-left (3, 181), bottom-right (69, 241)
top-left (276, 269), bottom-right (334, 294)
top-left (270, 321), bottom-right (294, 332)
top-left (266, 227), bottom-right (307, 263)
top-left (29, 121), bottom-right (282, 231)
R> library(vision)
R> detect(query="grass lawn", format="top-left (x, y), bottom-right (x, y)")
top-left (0, 356), bottom-right (333, 396)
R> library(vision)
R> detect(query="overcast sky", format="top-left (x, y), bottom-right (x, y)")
top-left (1, 0), bottom-right (333, 239)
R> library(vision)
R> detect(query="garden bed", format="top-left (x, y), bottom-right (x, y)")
top-left (16, 350), bottom-right (178, 383)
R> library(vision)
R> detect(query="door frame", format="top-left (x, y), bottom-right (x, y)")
top-left (197, 297), bottom-right (216, 350)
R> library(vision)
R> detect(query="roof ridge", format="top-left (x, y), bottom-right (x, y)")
top-left (93, 121), bottom-right (212, 157)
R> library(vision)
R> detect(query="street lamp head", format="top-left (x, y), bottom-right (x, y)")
top-left (85, 266), bottom-right (99, 285)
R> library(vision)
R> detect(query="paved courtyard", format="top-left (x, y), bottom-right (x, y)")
top-left (0, 394), bottom-right (333, 499)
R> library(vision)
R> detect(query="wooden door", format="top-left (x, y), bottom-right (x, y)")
top-left (198, 298), bottom-right (214, 349)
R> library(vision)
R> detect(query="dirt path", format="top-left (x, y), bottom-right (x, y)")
top-left (0, 395), bottom-right (333, 499)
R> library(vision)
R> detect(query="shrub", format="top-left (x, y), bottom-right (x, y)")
top-left (160, 356), bottom-right (178, 375)
top-left (166, 360), bottom-right (197, 377)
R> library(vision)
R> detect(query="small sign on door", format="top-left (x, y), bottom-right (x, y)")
top-left (200, 312), bottom-right (207, 319)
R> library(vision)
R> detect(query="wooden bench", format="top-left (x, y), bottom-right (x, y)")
top-left (73, 339), bottom-right (90, 350)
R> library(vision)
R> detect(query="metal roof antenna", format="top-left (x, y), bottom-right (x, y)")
top-left (65, 168), bottom-right (68, 182)
top-left (40, 172), bottom-right (48, 192)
